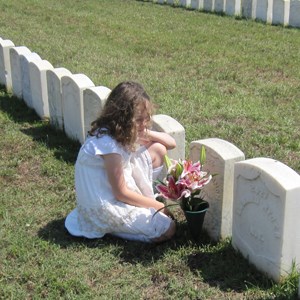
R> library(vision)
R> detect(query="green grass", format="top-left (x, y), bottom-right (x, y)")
top-left (1, 0), bottom-right (300, 298)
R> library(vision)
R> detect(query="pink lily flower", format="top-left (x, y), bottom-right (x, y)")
top-left (155, 148), bottom-right (213, 211)
top-left (180, 160), bottom-right (201, 179)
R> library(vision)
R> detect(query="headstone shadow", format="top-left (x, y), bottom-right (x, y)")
top-left (0, 90), bottom-right (80, 164)
top-left (186, 241), bottom-right (274, 293)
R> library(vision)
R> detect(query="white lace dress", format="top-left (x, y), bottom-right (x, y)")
top-left (65, 134), bottom-right (171, 242)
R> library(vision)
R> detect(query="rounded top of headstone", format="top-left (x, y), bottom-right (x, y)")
top-left (152, 114), bottom-right (185, 132)
top-left (21, 52), bottom-right (41, 62)
top-left (47, 67), bottom-right (72, 78)
top-left (84, 86), bottom-right (111, 100)
top-left (0, 39), bottom-right (15, 47)
top-left (10, 46), bottom-right (31, 56)
top-left (191, 138), bottom-right (245, 160)
top-left (62, 73), bottom-right (95, 89)
top-left (236, 157), bottom-right (300, 190)
top-left (29, 59), bottom-right (53, 70)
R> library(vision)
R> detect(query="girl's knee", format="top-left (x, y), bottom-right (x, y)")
top-left (147, 142), bottom-right (167, 169)
top-left (165, 220), bottom-right (176, 239)
top-left (152, 220), bottom-right (176, 243)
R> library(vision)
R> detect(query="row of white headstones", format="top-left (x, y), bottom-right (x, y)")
top-left (154, 0), bottom-right (300, 28)
top-left (1, 37), bottom-right (300, 287)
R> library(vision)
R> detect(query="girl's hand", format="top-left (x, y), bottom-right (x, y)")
top-left (137, 129), bottom-right (176, 150)
top-left (157, 202), bottom-right (175, 219)
top-left (137, 129), bottom-right (149, 145)
top-left (162, 207), bottom-right (175, 220)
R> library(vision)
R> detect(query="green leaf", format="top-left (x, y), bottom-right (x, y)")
top-left (200, 145), bottom-right (206, 166)
top-left (164, 154), bottom-right (172, 169)
top-left (175, 162), bottom-right (183, 180)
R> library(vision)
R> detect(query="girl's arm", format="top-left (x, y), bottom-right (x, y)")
top-left (138, 129), bottom-right (176, 150)
top-left (103, 153), bottom-right (169, 213)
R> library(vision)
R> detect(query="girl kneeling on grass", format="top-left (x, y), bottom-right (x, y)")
top-left (65, 81), bottom-right (176, 243)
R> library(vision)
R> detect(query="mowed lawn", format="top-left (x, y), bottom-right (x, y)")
top-left (0, 0), bottom-right (300, 299)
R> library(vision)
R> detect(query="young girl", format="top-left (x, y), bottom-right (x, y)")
top-left (65, 81), bottom-right (176, 243)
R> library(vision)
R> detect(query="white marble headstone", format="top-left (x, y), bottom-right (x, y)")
top-left (179, 0), bottom-right (191, 7)
top-left (232, 158), bottom-right (300, 282)
top-left (289, 0), bottom-right (300, 28)
top-left (20, 52), bottom-right (42, 108)
top-left (214, 0), bottom-right (225, 12)
top-left (0, 39), bottom-right (15, 91)
top-left (62, 74), bottom-right (95, 144)
top-left (203, 0), bottom-right (213, 11)
top-left (47, 68), bottom-right (72, 130)
top-left (255, 0), bottom-right (268, 22)
top-left (83, 86), bottom-right (111, 140)
top-left (241, 0), bottom-right (254, 18)
top-left (191, 0), bottom-right (201, 9)
top-left (29, 59), bottom-right (54, 118)
top-left (190, 138), bottom-right (245, 241)
top-left (225, 0), bottom-right (241, 15)
top-left (267, 0), bottom-right (274, 23)
top-left (199, 0), bottom-right (205, 9)
top-left (152, 114), bottom-right (185, 161)
top-left (272, 0), bottom-right (290, 26)
top-left (9, 46), bottom-right (31, 99)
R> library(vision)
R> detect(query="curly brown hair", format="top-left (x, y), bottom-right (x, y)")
top-left (89, 81), bottom-right (154, 150)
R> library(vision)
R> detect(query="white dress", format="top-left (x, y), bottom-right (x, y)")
top-left (65, 133), bottom-right (171, 242)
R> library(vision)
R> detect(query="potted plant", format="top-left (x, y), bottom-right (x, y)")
top-left (155, 146), bottom-right (212, 240)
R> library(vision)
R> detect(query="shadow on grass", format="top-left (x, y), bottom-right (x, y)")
top-left (186, 244), bottom-right (275, 293)
top-left (38, 216), bottom-right (275, 293)
top-left (0, 87), bottom-right (39, 123)
top-left (37, 217), bottom-right (200, 264)
top-left (0, 88), bottom-right (80, 164)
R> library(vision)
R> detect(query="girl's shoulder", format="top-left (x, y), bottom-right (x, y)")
top-left (83, 132), bottom-right (127, 157)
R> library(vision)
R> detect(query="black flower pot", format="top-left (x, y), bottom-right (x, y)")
top-left (183, 201), bottom-right (209, 241)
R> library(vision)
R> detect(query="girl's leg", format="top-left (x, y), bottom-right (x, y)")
top-left (112, 219), bottom-right (176, 243)
top-left (152, 219), bottom-right (176, 243)
top-left (146, 142), bottom-right (167, 169)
